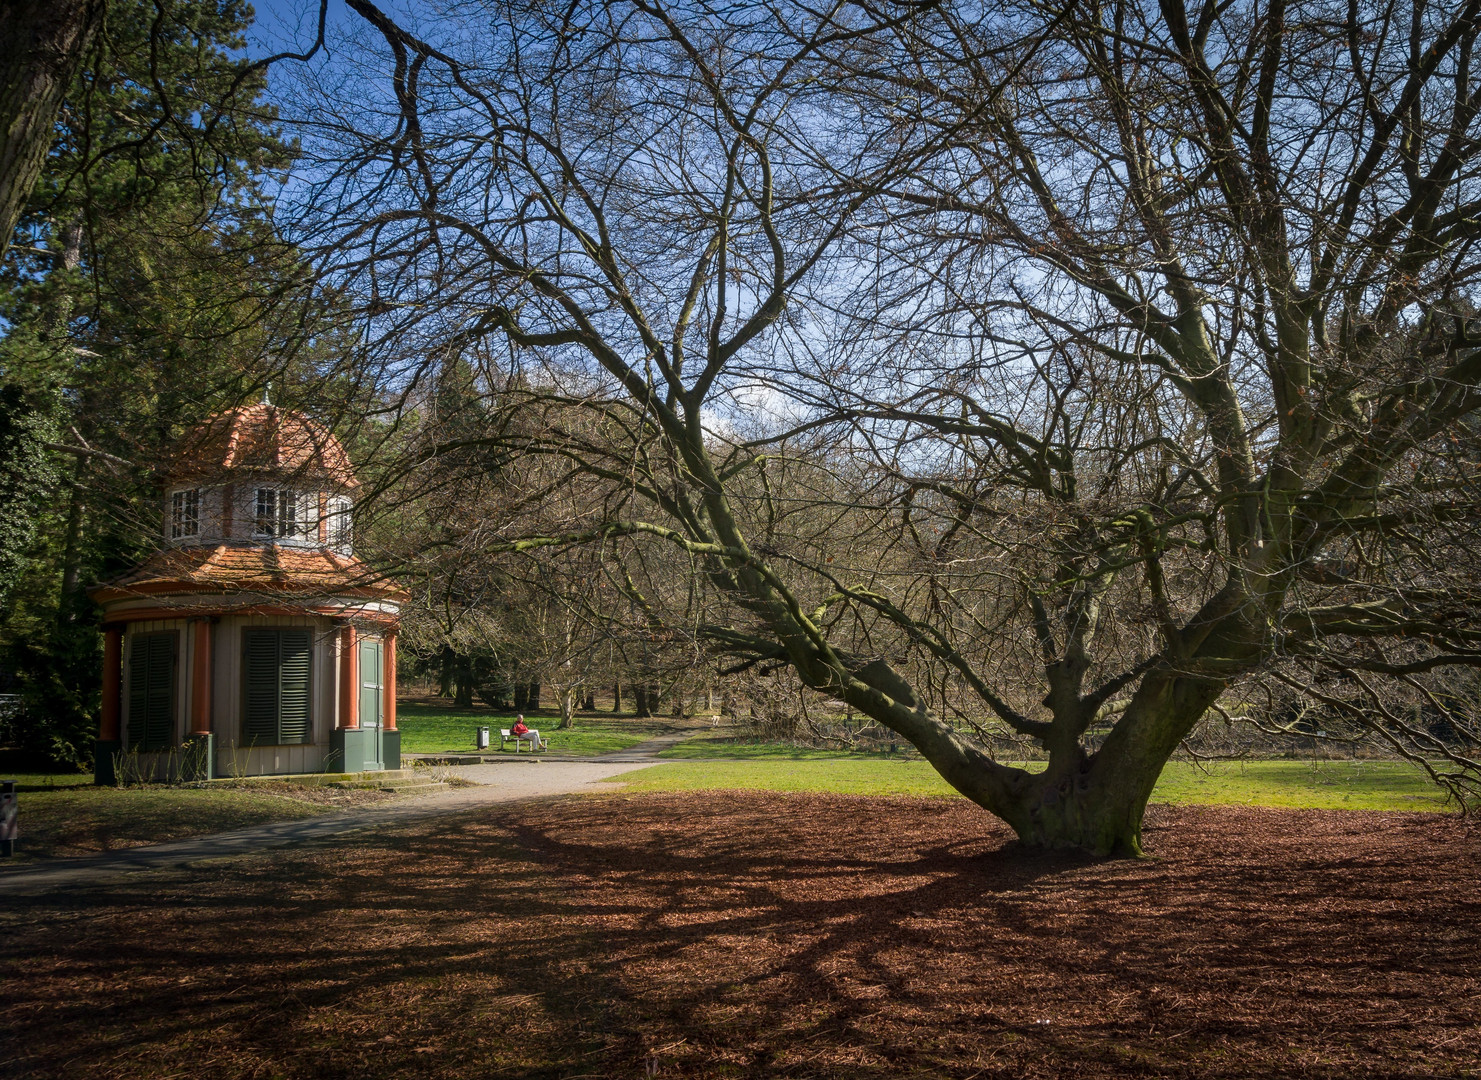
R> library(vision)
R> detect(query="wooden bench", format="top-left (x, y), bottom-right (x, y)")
top-left (499, 728), bottom-right (548, 752)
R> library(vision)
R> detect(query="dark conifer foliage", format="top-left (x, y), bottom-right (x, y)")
top-left (0, 0), bottom-right (322, 767)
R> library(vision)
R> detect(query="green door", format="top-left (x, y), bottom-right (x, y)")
top-left (358, 638), bottom-right (383, 770)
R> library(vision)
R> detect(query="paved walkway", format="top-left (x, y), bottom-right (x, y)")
top-left (0, 733), bottom-right (688, 897)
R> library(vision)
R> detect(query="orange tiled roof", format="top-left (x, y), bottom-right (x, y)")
top-left (166, 404), bottom-right (360, 489)
top-left (90, 544), bottom-right (405, 603)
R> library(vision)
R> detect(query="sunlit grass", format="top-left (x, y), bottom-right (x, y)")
top-left (657, 734), bottom-right (868, 760)
top-left (397, 703), bottom-right (666, 756)
top-left (1, 772), bottom-right (95, 792)
top-left (607, 757), bottom-right (1451, 811)
top-left (1151, 758), bottom-right (1451, 810)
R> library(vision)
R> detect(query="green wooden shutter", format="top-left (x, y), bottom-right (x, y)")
top-left (143, 637), bottom-right (173, 749)
top-left (243, 629), bottom-right (281, 743)
top-left (127, 632), bottom-right (175, 750)
top-left (278, 629), bottom-right (312, 744)
top-left (242, 628), bottom-right (313, 745)
top-left (127, 642), bottom-right (146, 748)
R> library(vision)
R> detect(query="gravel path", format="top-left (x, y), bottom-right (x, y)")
top-left (0, 735), bottom-right (685, 896)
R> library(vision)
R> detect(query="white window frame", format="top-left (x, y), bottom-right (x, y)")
top-left (170, 488), bottom-right (200, 540)
top-left (278, 489), bottom-right (300, 539)
top-left (253, 488), bottom-right (278, 539)
top-left (252, 487), bottom-right (316, 543)
top-left (325, 496), bottom-right (353, 552)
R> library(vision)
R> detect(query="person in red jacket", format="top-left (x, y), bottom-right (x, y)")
top-left (510, 714), bottom-right (542, 750)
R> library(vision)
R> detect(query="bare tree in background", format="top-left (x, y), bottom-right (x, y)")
top-left (300, 0), bottom-right (1481, 854)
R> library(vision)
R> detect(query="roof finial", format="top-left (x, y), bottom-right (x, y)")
top-left (262, 382), bottom-right (272, 406)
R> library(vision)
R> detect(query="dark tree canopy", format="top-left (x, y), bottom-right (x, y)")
top-left (0, 0), bottom-right (330, 765)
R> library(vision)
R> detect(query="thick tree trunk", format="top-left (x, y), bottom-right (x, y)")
top-left (996, 768), bottom-right (1155, 857)
top-left (971, 673), bottom-right (1228, 856)
top-left (513, 682), bottom-right (528, 711)
top-left (55, 462), bottom-right (84, 621)
top-left (612, 681), bottom-right (622, 713)
top-left (582, 689), bottom-right (595, 711)
top-left (830, 654), bottom-right (1233, 857)
top-left (453, 663), bottom-right (474, 708)
top-left (526, 681), bottom-right (540, 709)
top-left (0, 0), bottom-right (104, 260)
top-left (633, 683), bottom-right (651, 717)
top-left (438, 646), bottom-right (456, 698)
top-left (557, 688), bottom-right (576, 730)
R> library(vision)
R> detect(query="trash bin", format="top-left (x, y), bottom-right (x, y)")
top-left (476, 727), bottom-right (490, 750)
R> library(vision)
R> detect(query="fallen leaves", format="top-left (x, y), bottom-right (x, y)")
top-left (3, 793), bottom-right (1477, 1079)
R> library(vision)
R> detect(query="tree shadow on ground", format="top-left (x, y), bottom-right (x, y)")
top-left (2, 793), bottom-right (1476, 1079)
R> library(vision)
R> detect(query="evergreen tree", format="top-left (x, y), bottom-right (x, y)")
top-left (0, 0), bottom-right (312, 767)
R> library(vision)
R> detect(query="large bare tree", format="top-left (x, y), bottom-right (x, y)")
top-left (301, 0), bottom-right (1481, 854)
top-left (800, 0), bottom-right (1481, 850)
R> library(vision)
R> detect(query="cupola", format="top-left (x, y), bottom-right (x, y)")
top-left (162, 402), bottom-right (358, 554)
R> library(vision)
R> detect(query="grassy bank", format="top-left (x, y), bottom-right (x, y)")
top-left (0, 783), bottom-right (337, 862)
top-left (396, 702), bottom-right (666, 755)
top-left (607, 757), bottom-right (1451, 811)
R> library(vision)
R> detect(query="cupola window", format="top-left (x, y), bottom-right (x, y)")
top-left (325, 496), bottom-right (353, 552)
top-left (253, 488), bottom-right (277, 537)
top-left (170, 489), bottom-right (200, 539)
top-left (254, 488), bottom-right (313, 541)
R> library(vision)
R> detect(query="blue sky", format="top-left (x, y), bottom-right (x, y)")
top-left (246, 0), bottom-right (355, 58)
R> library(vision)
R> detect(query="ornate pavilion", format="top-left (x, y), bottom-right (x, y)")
top-left (89, 401), bottom-right (405, 782)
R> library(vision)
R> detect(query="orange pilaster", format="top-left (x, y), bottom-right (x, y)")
top-left (384, 630), bottom-right (397, 731)
top-left (100, 626), bottom-right (122, 741)
top-left (190, 619), bottom-right (213, 735)
top-left (338, 623), bottom-right (359, 729)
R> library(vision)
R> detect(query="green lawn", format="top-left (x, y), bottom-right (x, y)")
top-left (396, 703), bottom-right (666, 756)
top-left (2, 772), bottom-right (95, 791)
top-left (1151, 758), bottom-right (1451, 810)
top-left (606, 757), bottom-right (1452, 811)
top-left (657, 734), bottom-right (873, 759)
top-left (1, 784), bottom-right (333, 862)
